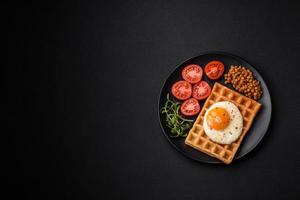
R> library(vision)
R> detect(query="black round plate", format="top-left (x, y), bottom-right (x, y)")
top-left (158, 52), bottom-right (272, 164)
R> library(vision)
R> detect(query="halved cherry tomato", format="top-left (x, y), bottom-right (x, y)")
top-left (192, 81), bottom-right (211, 100)
top-left (180, 98), bottom-right (200, 116)
top-left (171, 80), bottom-right (192, 100)
top-left (182, 64), bottom-right (203, 83)
top-left (204, 61), bottom-right (225, 80)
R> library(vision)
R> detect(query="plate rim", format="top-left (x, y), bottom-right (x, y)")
top-left (158, 51), bottom-right (272, 164)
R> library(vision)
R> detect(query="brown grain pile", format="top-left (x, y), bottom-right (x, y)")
top-left (224, 65), bottom-right (262, 100)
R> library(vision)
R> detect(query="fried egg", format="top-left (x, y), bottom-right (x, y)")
top-left (203, 101), bottom-right (243, 144)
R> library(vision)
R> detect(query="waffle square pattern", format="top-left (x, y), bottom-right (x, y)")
top-left (185, 82), bottom-right (261, 164)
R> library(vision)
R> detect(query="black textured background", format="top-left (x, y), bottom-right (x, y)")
top-left (5, 1), bottom-right (300, 199)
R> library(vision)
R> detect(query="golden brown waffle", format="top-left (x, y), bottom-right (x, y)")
top-left (185, 82), bottom-right (261, 164)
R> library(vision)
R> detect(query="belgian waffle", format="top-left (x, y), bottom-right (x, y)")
top-left (185, 82), bottom-right (261, 164)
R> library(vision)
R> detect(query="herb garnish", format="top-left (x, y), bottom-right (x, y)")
top-left (160, 93), bottom-right (193, 137)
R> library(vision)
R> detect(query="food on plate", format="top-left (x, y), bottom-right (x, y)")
top-left (182, 64), bottom-right (203, 83)
top-left (160, 93), bottom-right (194, 137)
top-left (224, 65), bottom-right (262, 100)
top-left (203, 101), bottom-right (243, 144)
top-left (185, 83), bottom-right (261, 164)
top-left (180, 98), bottom-right (200, 116)
top-left (204, 61), bottom-right (225, 80)
top-left (192, 81), bottom-right (211, 100)
top-left (171, 80), bottom-right (192, 100)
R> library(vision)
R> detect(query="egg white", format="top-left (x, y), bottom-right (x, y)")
top-left (203, 101), bottom-right (243, 144)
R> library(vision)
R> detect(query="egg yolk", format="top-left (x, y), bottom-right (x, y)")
top-left (206, 107), bottom-right (230, 130)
